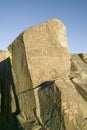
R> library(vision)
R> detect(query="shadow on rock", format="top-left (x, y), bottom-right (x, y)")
top-left (0, 58), bottom-right (23, 130)
top-left (37, 80), bottom-right (66, 130)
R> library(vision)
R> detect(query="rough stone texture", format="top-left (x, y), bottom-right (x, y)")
top-left (7, 18), bottom-right (70, 128)
top-left (8, 18), bottom-right (70, 87)
top-left (67, 53), bottom-right (87, 130)
top-left (0, 50), bottom-right (9, 114)
top-left (0, 50), bottom-right (8, 62)
top-left (70, 54), bottom-right (87, 80)
top-left (8, 34), bottom-right (33, 94)
top-left (55, 78), bottom-right (87, 130)
top-left (35, 81), bottom-right (65, 130)
top-left (21, 81), bottom-right (65, 130)
top-left (8, 35), bottom-right (36, 123)
top-left (0, 51), bottom-right (35, 129)
top-left (79, 53), bottom-right (87, 64)
top-left (0, 53), bottom-right (20, 130)
top-left (0, 18), bottom-right (87, 130)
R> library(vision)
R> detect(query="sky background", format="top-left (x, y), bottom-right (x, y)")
top-left (0, 0), bottom-right (87, 53)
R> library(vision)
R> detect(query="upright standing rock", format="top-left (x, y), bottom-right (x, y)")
top-left (8, 18), bottom-right (71, 129)
top-left (1, 18), bottom-right (87, 130)
top-left (8, 18), bottom-right (70, 87)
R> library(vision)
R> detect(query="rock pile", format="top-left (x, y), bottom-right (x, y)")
top-left (0, 18), bottom-right (87, 130)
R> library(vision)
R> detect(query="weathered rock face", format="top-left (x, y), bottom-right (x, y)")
top-left (67, 53), bottom-right (87, 130)
top-left (55, 78), bottom-right (87, 130)
top-left (0, 18), bottom-right (87, 130)
top-left (22, 81), bottom-right (65, 130)
top-left (79, 53), bottom-right (87, 64)
top-left (0, 50), bottom-right (8, 62)
top-left (0, 51), bottom-right (9, 115)
top-left (7, 18), bottom-right (70, 129)
top-left (8, 18), bottom-right (70, 87)
top-left (70, 54), bottom-right (87, 80)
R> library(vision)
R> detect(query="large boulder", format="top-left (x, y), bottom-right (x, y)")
top-left (7, 18), bottom-right (70, 127)
top-left (8, 18), bottom-right (70, 88)
top-left (7, 18), bottom-right (70, 129)
top-left (1, 18), bottom-right (87, 130)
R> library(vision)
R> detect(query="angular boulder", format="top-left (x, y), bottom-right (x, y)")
top-left (1, 18), bottom-right (87, 130)
top-left (7, 18), bottom-right (70, 129)
top-left (8, 18), bottom-right (70, 88)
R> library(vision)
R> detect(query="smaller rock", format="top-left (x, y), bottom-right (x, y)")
top-left (79, 53), bottom-right (87, 64)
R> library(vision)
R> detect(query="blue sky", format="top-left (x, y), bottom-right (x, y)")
top-left (0, 0), bottom-right (87, 53)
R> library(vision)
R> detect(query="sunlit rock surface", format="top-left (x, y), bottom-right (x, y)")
top-left (8, 18), bottom-right (70, 87)
top-left (0, 18), bottom-right (87, 130)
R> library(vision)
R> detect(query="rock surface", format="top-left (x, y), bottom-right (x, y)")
top-left (79, 53), bottom-right (87, 64)
top-left (8, 18), bottom-right (70, 87)
top-left (55, 78), bottom-right (87, 130)
top-left (0, 18), bottom-right (87, 130)
top-left (0, 50), bottom-right (8, 62)
top-left (70, 54), bottom-right (87, 80)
